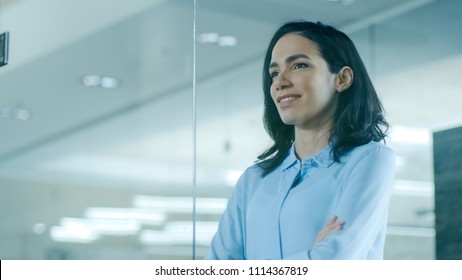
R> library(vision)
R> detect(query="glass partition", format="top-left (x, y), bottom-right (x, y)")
top-left (195, 0), bottom-right (462, 260)
top-left (0, 0), bottom-right (194, 259)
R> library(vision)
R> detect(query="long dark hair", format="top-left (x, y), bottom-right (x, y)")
top-left (257, 21), bottom-right (389, 177)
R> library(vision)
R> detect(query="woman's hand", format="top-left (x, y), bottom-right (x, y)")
top-left (315, 215), bottom-right (344, 245)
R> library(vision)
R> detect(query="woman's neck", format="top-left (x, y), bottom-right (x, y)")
top-left (294, 126), bottom-right (331, 160)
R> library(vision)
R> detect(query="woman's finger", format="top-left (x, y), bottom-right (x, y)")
top-left (315, 216), bottom-right (344, 244)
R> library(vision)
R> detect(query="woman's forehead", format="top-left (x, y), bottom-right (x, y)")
top-left (271, 34), bottom-right (321, 61)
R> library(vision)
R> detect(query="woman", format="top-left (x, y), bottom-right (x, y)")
top-left (206, 21), bottom-right (395, 260)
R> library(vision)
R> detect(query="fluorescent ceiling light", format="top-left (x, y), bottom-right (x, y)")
top-left (50, 217), bottom-right (141, 243)
top-left (85, 207), bottom-right (166, 226)
top-left (218, 36), bottom-right (238, 47)
top-left (50, 227), bottom-right (98, 243)
top-left (133, 195), bottom-right (227, 214)
top-left (165, 221), bottom-right (218, 233)
top-left (139, 221), bottom-right (218, 246)
top-left (197, 33), bottom-right (238, 47)
top-left (61, 217), bottom-right (141, 235)
top-left (50, 225), bottom-right (99, 243)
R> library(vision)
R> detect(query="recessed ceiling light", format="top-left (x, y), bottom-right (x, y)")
top-left (197, 33), bottom-right (238, 47)
top-left (82, 75), bottom-right (100, 87)
top-left (100, 77), bottom-right (119, 89)
top-left (1, 107), bottom-right (31, 120)
top-left (82, 75), bottom-right (119, 89)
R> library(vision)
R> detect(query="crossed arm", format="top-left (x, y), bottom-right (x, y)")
top-left (206, 146), bottom-right (395, 260)
top-left (315, 215), bottom-right (344, 245)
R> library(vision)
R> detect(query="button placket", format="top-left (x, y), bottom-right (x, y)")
top-left (277, 165), bottom-right (302, 259)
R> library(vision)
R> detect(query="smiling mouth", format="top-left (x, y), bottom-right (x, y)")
top-left (277, 95), bottom-right (301, 106)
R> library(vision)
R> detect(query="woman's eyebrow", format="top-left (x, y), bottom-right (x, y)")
top-left (269, 54), bottom-right (311, 69)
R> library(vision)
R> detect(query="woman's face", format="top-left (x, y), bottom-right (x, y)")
top-left (269, 33), bottom-right (338, 130)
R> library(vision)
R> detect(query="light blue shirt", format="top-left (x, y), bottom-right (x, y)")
top-left (206, 141), bottom-right (396, 260)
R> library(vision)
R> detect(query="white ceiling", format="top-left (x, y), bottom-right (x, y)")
top-left (1, 0), bottom-right (458, 172)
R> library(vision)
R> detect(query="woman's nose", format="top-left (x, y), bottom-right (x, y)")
top-left (274, 72), bottom-right (291, 91)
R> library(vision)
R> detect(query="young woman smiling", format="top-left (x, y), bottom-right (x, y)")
top-left (206, 21), bottom-right (395, 260)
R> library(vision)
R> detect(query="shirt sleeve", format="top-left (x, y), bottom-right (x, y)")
top-left (204, 172), bottom-right (247, 260)
top-left (287, 145), bottom-right (396, 260)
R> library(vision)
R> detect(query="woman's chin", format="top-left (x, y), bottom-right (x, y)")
top-left (280, 119), bottom-right (297, 126)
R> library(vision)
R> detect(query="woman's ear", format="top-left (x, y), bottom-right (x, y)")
top-left (336, 66), bottom-right (354, 92)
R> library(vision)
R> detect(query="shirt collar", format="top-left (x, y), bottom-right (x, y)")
top-left (282, 141), bottom-right (335, 171)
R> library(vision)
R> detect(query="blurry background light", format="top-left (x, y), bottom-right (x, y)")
top-left (133, 195), bottom-right (227, 214)
top-left (82, 75), bottom-right (119, 89)
top-left (217, 35), bottom-right (238, 47)
top-left (85, 207), bottom-right (166, 226)
top-left (32, 223), bottom-right (47, 235)
top-left (197, 32), bottom-right (219, 44)
top-left (395, 156), bottom-right (406, 167)
top-left (82, 75), bottom-right (101, 87)
top-left (50, 221), bottom-right (99, 244)
top-left (61, 217), bottom-right (141, 235)
top-left (1, 107), bottom-right (31, 120)
top-left (389, 126), bottom-right (431, 145)
top-left (139, 221), bottom-right (218, 246)
top-left (16, 109), bottom-right (31, 120)
top-left (225, 169), bottom-right (243, 187)
top-left (198, 33), bottom-right (238, 47)
top-left (49, 217), bottom-right (141, 243)
top-left (100, 77), bottom-right (119, 89)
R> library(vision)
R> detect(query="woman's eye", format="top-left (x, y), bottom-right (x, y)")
top-left (293, 63), bottom-right (308, 69)
top-left (270, 71), bottom-right (279, 79)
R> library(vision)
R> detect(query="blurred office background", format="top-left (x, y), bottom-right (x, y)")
top-left (0, 0), bottom-right (461, 259)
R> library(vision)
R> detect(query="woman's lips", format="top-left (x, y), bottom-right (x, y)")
top-left (277, 94), bottom-right (301, 108)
